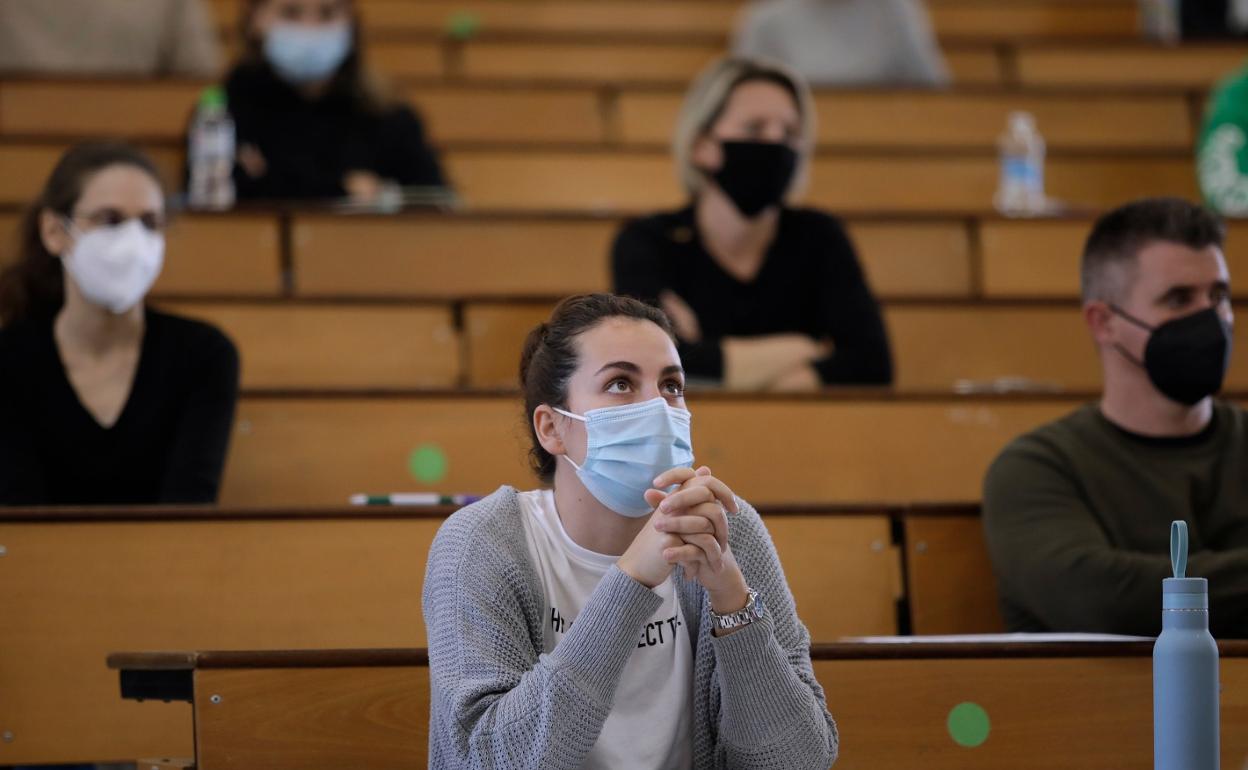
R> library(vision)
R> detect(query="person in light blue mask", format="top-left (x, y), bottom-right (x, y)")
top-left (213, 0), bottom-right (447, 202)
top-left (422, 293), bottom-right (837, 769)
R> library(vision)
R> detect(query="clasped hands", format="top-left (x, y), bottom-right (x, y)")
top-left (618, 466), bottom-right (750, 613)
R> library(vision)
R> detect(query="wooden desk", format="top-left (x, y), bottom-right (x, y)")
top-left (2, 79), bottom-right (1198, 152)
top-left (0, 504), bottom-right (899, 764)
top-left (443, 148), bottom-right (1198, 213)
top-left (219, 392), bottom-right (1079, 506)
top-left (108, 639), bottom-right (1248, 769)
top-left (162, 301), bottom-right (461, 389)
top-left (16, 207), bottom-right (1248, 305)
top-left (0, 138), bottom-right (1201, 210)
top-left (206, 0), bottom-right (1139, 42)
top-left (1016, 42), bottom-right (1248, 88)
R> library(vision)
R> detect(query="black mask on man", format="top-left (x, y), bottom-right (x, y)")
top-left (705, 140), bottom-right (798, 218)
top-left (1110, 305), bottom-right (1232, 406)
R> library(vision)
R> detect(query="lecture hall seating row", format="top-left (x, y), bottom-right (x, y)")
top-left (0, 502), bottom-right (995, 764)
top-left (107, 642), bottom-right (1248, 770)
top-left (3, 211), bottom-right (1247, 391)
top-left (0, 79), bottom-right (1204, 151)
top-left (0, 140), bottom-right (1207, 211)
top-left (6, 273), bottom-right (1248, 393)
top-left (7, 499), bottom-right (1246, 766)
top-left (227, 38), bottom-right (1248, 89)
top-left (205, 0), bottom-right (1144, 43)
top-left (9, 211), bottom-right (1246, 303)
top-left (213, 392), bottom-right (1248, 507)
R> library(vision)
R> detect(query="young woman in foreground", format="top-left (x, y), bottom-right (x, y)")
top-left (423, 293), bottom-right (837, 769)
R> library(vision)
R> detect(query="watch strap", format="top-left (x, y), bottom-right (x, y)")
top-left (710, 588), bottom-right (762, 631)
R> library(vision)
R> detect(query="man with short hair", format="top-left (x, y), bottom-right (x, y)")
top-left (983, 197), bottom-right (1248, 637)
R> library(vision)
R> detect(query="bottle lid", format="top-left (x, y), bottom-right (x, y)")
top-left (1163, 577), bottom-right (1208, 608)
top-left (199, 86), bottom-right (227, 110)
top-left (1163, 521), bottom-right (1208, 609)
top-left (1008, 110), bottom-right (1036, 131)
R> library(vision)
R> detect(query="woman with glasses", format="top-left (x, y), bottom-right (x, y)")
top-left (0, 141), bottom-right (239, 505)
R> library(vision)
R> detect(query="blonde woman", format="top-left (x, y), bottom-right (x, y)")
top-left (611, 57), bottom-right (892, 392)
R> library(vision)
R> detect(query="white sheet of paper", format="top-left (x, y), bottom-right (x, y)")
top-left (842, 633), bottom-right (1154, 644)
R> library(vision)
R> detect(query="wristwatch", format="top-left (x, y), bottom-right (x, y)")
top-left (709, 588), bottom-right (764, 632)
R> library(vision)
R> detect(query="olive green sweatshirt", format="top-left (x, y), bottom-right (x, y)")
top-left (983, 401), bottom-right (1248, 637)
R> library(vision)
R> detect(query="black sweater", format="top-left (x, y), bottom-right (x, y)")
top-left (0, 308), bottom-right (239, 505)
top-left (223, 62), bottom-right (447, 200)
top-left (611, 206), bottom-right (892, 385)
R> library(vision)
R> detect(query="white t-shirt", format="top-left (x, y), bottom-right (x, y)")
top-left (518, 489), bottom-right (693, 770)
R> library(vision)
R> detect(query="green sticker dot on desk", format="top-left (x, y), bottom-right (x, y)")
top-left (446, 12), bottom-right (481, 40)
top-left (408, 444), bottom-right (448, 484)
top-left (947, 702), bottom-right (990, 748)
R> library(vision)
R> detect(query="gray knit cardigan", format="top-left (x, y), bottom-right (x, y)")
top-left (421, 485), bottom-right (838, 769)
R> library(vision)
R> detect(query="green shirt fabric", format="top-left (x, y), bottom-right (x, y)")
top-left (983, 401), bottom-right (1248, 637)
top-left (1198, 61), bottom-right (1248, 215)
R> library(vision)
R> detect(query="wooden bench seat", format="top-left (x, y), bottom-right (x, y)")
top-left (903, 511), bottom-right (1005, 634)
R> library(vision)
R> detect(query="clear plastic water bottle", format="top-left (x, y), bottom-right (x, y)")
top-left (993, 111), bottom-right (1046, 217)
top-left (1140, 0), bottom-right (1181, 43)
top-left (1154, 520), bottom-right (1220, 770)
top-left (188, 86), bottom-right (236, 211)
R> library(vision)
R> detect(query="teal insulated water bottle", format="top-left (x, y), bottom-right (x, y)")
top-left (1154, 520), bottom-right (1220, 770)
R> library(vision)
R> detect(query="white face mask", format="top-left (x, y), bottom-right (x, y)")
top-left (61, 218), bottom-right (165, 314)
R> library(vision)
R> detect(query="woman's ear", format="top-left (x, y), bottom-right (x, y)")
top-left (39, 209), bottom-right (70, 258)
top-left (533, 405), bottom-right (566, 458)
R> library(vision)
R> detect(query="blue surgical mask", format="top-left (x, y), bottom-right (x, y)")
top-left (264, 21), bottom-right (353, 84)
top-left (554, 397), bottom-right (694, 518)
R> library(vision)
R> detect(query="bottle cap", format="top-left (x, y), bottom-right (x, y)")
top-left (199, 86), bottom-right (227, 110)
top-left (1163, 520), bottom-right (1207, 609)
top-left (1008, 110), bottom-right (1036, 131)
top-left (1163, 577), bottom-right (1208, 609)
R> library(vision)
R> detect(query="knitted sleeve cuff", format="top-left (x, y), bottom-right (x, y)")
top-left (546, 565), bottom-right (665, 705)
top-left (711, 612), bottom-right (819, 746)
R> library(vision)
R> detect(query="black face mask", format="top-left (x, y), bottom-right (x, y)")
top-left (1110, 305), bottom-right (1233, 406)
top-left (704, 140), bottom-right (798, 218)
